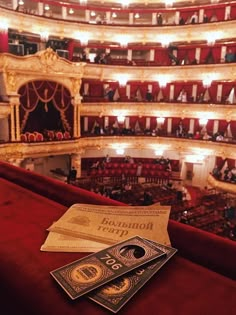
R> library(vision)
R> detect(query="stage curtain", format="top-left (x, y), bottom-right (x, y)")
top-left (19, 81), bottom-right (72, 133)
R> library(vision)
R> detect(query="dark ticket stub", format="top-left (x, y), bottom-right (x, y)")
top-left (50, 236), bottom-right (166, 299)
top-left (88, 242), bottom-right (177, 313)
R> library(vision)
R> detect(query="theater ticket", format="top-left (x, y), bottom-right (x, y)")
top-left (88, 241), bottom-right (177, 313)
top-left (50, 236), bottom-right (166, 300)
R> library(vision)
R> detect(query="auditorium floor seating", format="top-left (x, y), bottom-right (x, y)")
top-left (0, 161), bottom-right (235, 315)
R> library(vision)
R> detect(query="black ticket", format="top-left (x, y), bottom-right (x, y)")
top-left (88, 241), bottom-right (177, 313)
top-left (50, 236), bottom-right (166, 299)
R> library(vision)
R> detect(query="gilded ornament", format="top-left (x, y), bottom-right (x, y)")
top-left (37, 48), bottom-right (59, 70)
top-left (7, 71), bottom-right (17, 92)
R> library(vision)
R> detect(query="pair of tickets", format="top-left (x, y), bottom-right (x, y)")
top-left (51, 235), bottom-right (177, 313)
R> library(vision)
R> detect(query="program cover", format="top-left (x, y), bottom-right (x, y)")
top-left (48, 203), bottom-right (171, 247)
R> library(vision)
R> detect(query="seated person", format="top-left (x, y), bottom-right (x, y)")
top-left (104, 87), bottom-right (114, 101)
top-left (194, 131), bottom-right (201, 139)
top-left (216, 133), bottom-right (224, 141)
top-left (190, 11), bottom-right (198, 24)
top-left (145, 89), bottom-right (153, 101)
top-left (225, 49), bottom-right (235, 63)
top-left (68, 167), bottom-right (77, 182)
top-left (202, 131), bottom-right (212, 140)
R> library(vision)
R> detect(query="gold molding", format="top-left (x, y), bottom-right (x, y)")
top-left (0, 136), bottom-right (236, 161)
top-left (1, 8), bottom-right (236, 45)
top-left (83, 63), bottom-right (236, 82)
top-left (207, 173), bottom-right (236, 195)
top-left (0, 49), bottom-right (85, 96)
top-left (80, 102), bottom-right (236, 121)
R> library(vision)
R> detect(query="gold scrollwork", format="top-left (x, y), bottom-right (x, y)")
top-left (38, 47), bottom-right (59, 69)
top-left (6, 71), bottom-right (17, 92)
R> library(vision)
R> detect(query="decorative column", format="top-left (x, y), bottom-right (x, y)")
top-left (8, 94), bottom-right (21, 142)
top-left (38, 2), bottom-right (44, 16)
top-left (71, 78), bottom-right (83, 138)
top-left (129, 13), bottom-right (134, 24)
top-left (152, 13), bottom-right (157, 25)
top-left (72, 94), bottom-right (83, 138)
top-left (62, 6), bottom-right (67, 20)
top-left (15, 102), bottom-right (21, 141)
top-left (71, 153), bottom-right (82, 178)
top-left (10, 103), bottom-right (16, 142)
top-left (85, 10), bottom-right (90, 22)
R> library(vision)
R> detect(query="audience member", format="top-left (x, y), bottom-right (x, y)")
top-left (104, 87), bottom-right (114, 101)
top-left (225, 49), bottom-right (235, 63)
top-left (190, 11), bottom-right (198, 24)
top-left (68, 166), bottom-right (77, 183)
top-left (145, 89), bottom-right (153, 101)
top-left (194, 131), bottom-right (201, 139)
top-left (176, 121), bottom-right (185, 137)
top-left (203, 14), bottom-right (209, 23)
top-left (216, 133), bottom-right (224, 141)
top-left (143, 190), bottom-right (153, 206)
top-left (157, 13), bottom-right (163, 25)
top-left (179, 16), bottom-right (185, 25)
top-left (95, 14), bottom-right (102, 24)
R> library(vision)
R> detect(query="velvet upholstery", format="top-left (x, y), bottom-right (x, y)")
top-left (0, 161), bottom-right (235, 315)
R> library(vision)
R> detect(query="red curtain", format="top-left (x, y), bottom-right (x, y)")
top-left (218, 120), bottom-right (228, 133)
top-left (216, 156), bottom-right (225, 168)
top-left (208, 83), bottom-right (218, 103)
top-left (154, 48), bottom-right (170, 66)
top-left (230, 121), bottom-right (236, 138)
top-left (18, 81), bottom-right (72, 133)
top-left (67, 40), bottom-right (74, 61)
top-left (204, 7), bottom-right (225, 21)
top-left (0, 32), bottom-right (8, 53)
top-left (89, 83), bottom-right (103, 97)
top-left (171, 117), bottom-right (182, 133)
top-left (200, 47), bottom-right (212, 63)
top-left (211, 46), bottom-right (221, 63)
top-left (227, 158), bottom-right (236, 169)
top-left (206, 119), bottom-right (214, 135)
top-left (222, 82), bottom-right (235, 100)
top-left (231, 3), bottom-right (236, 19)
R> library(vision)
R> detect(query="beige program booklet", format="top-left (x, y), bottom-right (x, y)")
top-left (43, 203), bottom-right (170, 252)
top-left (40, 232), bottom-right (108, 252)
